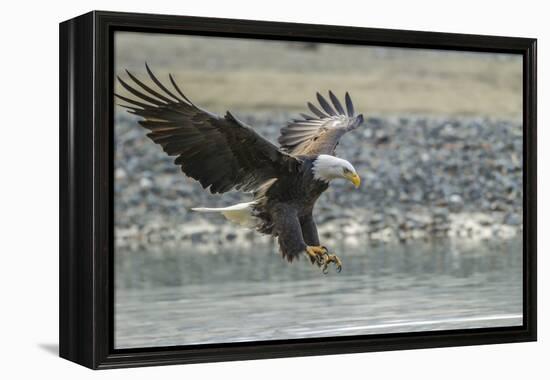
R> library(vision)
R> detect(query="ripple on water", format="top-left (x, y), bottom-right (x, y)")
top-left (114, 238), bottom-right (523, 348)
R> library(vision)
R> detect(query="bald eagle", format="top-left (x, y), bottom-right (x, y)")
top-left (116, 65), bottom-right (364, 273)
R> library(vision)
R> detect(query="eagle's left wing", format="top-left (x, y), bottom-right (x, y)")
top-left (278, 92), bottom-right (364, 156)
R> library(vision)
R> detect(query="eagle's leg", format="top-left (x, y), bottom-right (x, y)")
top-left (305, 245), bottom-right (328, 267)
top-left (301, 214), bottom-right (342, 273)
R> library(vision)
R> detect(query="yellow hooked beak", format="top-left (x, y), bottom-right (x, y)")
top-left (345, 172), bottom-right (361, 188)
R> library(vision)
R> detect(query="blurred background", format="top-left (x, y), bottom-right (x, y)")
top-left (114, 32), bottom-right (523, 348)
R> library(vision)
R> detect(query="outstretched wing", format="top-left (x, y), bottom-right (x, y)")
top-left (116, 65), bottom-right (300, 194)
top-left (278, 91), bottom-right (364, 156)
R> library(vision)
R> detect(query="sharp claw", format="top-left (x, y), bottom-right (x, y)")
top-left (305, 246), bottom-right (342, 273)
top-left (325, 252), bottom-right (343, 274)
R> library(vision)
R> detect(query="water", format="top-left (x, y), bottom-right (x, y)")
top-left (114, 238), bottom-right (522, 349)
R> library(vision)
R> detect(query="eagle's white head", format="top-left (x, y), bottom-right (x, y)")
top-left (312, 154), bottom-right (361, 188)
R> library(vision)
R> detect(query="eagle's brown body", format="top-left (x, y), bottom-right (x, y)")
top-left (253, 158), bottom-right (329, 261)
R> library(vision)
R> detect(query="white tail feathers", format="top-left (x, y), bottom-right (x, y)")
top-left (191, 201), bottom-right (259, 228)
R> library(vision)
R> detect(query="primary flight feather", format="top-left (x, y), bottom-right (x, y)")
top-left (116, 64), bottom-right (365, 273)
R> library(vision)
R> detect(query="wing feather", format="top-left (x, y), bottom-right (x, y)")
top-left (328, 90), bottom-right (345, 115)
top-left (117, 76), bottom-right (166, 106)
top-left (144, 63), bottom-right (182, 102)
top-left (316, 92), bottom-right (337, 116)
top-left (300, 113), bottom-right (315, 120)
top-left (307, 102), bottom-right (328, 118)
top-left (345, 92), bottom-right (355, 116)
top-left (116, 66), bottom-right (300, 194)
top-left (278, 91), bottom-right (364, 155)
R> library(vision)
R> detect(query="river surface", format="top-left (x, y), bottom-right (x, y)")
top-left (114, 238), bottom-right (522, 348)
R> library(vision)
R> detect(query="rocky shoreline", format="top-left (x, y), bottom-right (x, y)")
top-left (115, 112), bottom-right (523, 250)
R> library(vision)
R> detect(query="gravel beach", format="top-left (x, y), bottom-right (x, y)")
top-left (114, 112), bottom-right (522, 250)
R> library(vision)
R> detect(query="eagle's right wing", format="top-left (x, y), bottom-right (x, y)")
top-left (116, 65), bottom-right (300, 194)
top-left (278, 92), bottom-right (364, 156)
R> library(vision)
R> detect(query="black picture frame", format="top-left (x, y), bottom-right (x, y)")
top-left (59, 10), bottom-right (537, 370)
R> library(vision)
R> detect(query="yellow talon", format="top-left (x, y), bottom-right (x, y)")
top-left (305, 246), bottom-right (342, 273)
top-left (305, 245), bottom-right (327, 266)
top-left (322, 253), bottom-right (343, 274)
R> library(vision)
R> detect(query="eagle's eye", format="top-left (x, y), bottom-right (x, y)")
top-left (343, 168), bottom-right (351, 175)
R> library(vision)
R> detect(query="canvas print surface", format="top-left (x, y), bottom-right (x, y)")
top-left (113, 31), bottom-right (523, 348)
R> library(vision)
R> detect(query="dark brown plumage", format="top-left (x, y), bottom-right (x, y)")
top-left (116, 66), bottom-right (299, 194)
